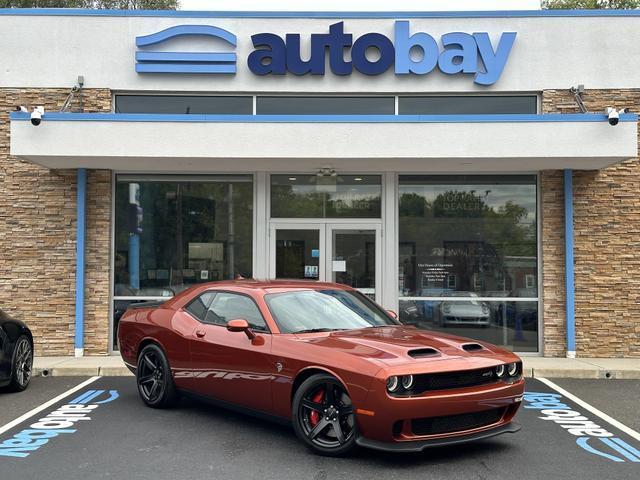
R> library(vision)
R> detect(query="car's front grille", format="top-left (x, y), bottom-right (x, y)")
top-left (411, 367), bottom-right (498, 393)
top-left (411, 408), bottom-right (506, 436)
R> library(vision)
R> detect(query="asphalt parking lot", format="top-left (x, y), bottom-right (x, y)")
top-left (0, 377), bottom-right (638, 480)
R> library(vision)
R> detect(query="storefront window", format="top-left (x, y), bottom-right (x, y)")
top-left (115, 95), bottom-right (253, 114)
top-left (113, 175), bottom-right (253, 348)
top-left (398, 175), bottom-right (538, 352)
top-left (271, 175), bottom-right (381, 218)
top-left (257, 96), bottom-right (394, 115)
top-left (398, 95), bottom-right (537, 115)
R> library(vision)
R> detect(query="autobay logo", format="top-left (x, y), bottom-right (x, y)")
top-left (0, 389), bottom-right (119, 458)
top-left (135, 21), bottom-right (515, 85)
top-left (136, 25), bottom-right (238, 74)
top-left (524, 392), bottom-right (640, 463)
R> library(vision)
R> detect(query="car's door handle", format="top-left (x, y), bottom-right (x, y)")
top-left (195, 330), bottom-right (206, 338)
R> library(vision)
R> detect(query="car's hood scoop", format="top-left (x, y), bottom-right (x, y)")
top-left (407, 347), bottom-right (440, 358)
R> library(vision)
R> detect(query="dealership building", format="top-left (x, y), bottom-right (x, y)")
top-left (1, 7), bottom-right (639, 358)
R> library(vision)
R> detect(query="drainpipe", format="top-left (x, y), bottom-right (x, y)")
top-left (564, 169), bottom-right (576, 358)
top-left (74, 168), bottom-right (86, 358)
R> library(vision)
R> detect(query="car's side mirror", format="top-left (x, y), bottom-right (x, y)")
top-left (226, 319), bottom-right (256, 340)
top-left (386, 310), bottom-right (398, 319)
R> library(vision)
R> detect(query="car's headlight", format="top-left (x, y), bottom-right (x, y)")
top-left (495, 364), bottom-right (506, 377)
top-left (386, 376), bottom-right (399, 393)
top-left (442, 303), bottom-right (451, 313)
top-left (401, 375), bottom-right (414, 390)
top-left (507, 362), bottom-right (519, 376)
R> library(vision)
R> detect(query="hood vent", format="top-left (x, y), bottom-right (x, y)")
top-left (408, 348), bottom-right (440, 358)
top-left (461, 343), bottom-right (484, 352)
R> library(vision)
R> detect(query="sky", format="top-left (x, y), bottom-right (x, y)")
top-left (179, 1), bottom-right (542, 11)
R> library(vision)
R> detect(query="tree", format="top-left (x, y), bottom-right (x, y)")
top-left (0, 1), bottom-right (179, 9)
top-left (543, 0), bottom-right (640, 8)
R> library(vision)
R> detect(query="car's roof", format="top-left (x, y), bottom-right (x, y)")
top-left (166, 279), bottom-right (355, 308)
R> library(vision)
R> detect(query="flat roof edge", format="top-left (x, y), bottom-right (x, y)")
top-left (9, 112), bottom-right (639, 123)
top-left (2, 9), bottom-right (640, 19)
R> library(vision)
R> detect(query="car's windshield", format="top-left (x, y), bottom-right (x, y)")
top-left (441, 291), bottom-right (481, 305)
top-left (265, 289), bottom-right (398, 334)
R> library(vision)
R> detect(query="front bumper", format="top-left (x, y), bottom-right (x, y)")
top-left (354, 378), bottom-right (525, 444)
top-left (356, 421), bottom-right (520, 452)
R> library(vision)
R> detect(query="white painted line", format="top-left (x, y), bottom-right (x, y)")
top-left (538, 377), bottom-right (640, 442)
top-left (0, 376), bottom-right (101, 436)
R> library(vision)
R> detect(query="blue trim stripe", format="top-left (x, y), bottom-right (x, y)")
top-left (136, 24), bottom-right (236, 47)
top-left (9, 112), bottom-right (638, 124)
top-left (135, 63), bottom-right (236, 73)
top-left (74, 168), bottom-right (86, 352)
top-left (2, 9), bottom-right (640, 18)
top-left (135, 52), bottom-right (236, 63)
top-left (564, 169), bottom-right (576, 355)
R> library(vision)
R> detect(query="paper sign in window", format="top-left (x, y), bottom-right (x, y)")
top-left (332, 260), bottom-right (347, 272)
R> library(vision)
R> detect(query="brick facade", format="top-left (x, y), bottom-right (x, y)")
top-left (542, 89), bottom-right (640, 357)
top-left (0, 88), bottom-right (112, 355)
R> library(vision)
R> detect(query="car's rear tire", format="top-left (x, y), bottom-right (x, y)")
top-left (292, 373), bottom-right (357, 456)
top-left (5, 335), bottom-right (33, 392)
top-left (136, 343), bottom-right (177, 408)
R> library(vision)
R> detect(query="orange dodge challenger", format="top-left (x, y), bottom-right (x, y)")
top-left (118, 280), bottom-right (524, 456)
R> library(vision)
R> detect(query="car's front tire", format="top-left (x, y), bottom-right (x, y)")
top-left (5, 335), bottom-right (33, 392)
top-left (292, 373), bottom-right (357, 456)
top-left (136, 343), bottom-right (177, 408)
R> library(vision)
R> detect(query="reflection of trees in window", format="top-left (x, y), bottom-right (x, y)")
top-left (399, 182), bottom-right (536, 297)
top-left (114, 178), bottom-right (253, 296)
top-left (271, 176), bottom-right (382, 218)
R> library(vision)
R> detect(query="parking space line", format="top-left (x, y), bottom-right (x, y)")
top-left (538, 377), bottom-right (640, 442)
top-left (0, 376), bottom-right (101, 436)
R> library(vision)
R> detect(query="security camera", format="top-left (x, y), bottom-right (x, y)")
top-left (606, 107), bottom-right (619, 126)
top-left (15, 106), bottom-right (28, 113)
top-left (30, 106), bottom-right (44, 126)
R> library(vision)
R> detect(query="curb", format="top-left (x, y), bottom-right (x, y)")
top-left (529, 368), bottom-right (640, 380)
top-left (34, 366), bottom-right (134, 377)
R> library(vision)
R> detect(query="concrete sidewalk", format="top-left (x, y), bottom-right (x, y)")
top-left (32, 355), bottom-right (640, 379)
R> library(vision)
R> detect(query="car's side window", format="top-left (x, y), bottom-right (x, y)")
top-left (205, 292), bottom-right (269, 332)
top-left (184, 292), bottom-right (216, 322)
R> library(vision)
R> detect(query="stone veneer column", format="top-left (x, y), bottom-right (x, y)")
top-left (542, 89), bottom-right (640, 357)
top-left (0, 88), bottom-right (112, 355)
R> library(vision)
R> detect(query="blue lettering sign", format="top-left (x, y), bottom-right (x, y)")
top-left (247, 21), bottom-right (516, 85)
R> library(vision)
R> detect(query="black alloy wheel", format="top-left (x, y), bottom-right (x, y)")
top-left (292, 373), bottom-right (357, 456)
top-left (136, 344), bottom-right (177, 408)
top-left (7, 336), bottom-right (33, 392)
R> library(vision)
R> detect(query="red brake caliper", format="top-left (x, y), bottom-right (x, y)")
top-left (309, 389), bottom-right (325, 426)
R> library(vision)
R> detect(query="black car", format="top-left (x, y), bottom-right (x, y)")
top-left (0, 309), bottom-right (33, 392)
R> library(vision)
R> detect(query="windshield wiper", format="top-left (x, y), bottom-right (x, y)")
top-left (294, 328), bottom-right (345, 334)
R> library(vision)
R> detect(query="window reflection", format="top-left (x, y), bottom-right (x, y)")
top-left (271, 175), bottom-right (381, 218)
top-left (398, 175), bottom-right (537, 298)
top-left (398, 175), bottom-right (538, 351)
top-left (114, 176), bottom-right (253, 296)
top-left (399, 299), bottom-right (538, 352)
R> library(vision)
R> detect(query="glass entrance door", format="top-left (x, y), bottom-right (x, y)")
top-left (270, 224), bottom-right (325, 281)
top-left (269, 223), bottom-right (381, 302)
top-left (326, 225), bottom-right (381, 302)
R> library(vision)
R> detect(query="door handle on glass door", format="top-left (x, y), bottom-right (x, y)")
top-left (195, 330), bottom-right (206, 338)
